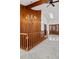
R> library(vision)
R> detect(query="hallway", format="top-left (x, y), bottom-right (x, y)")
top-left (20, 35), bottom-right (59, 59)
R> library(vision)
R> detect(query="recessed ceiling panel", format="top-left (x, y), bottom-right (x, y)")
top-left (20, 0), bottom-right (39, 6)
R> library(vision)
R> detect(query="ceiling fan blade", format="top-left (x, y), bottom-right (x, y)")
top-left (53, 1), bottom-right (59, 3)
top-left (51, 3), bottom-right (55, 7)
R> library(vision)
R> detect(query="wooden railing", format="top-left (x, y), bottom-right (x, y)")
top-left (20, 33), bottom-right (28, 50)
top-left (20, 32), bottom-right (45, 51)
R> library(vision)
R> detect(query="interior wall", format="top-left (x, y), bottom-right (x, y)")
top-left (30, 2), bottom-right (59, 35)
top-left (20, 5), bottom-right (41, 33)
top-left (41, 3), bottom-right (59, 34)
top-left (41, 11), bottom-right (47, 31)
top-left (20, 5), bottom-right (44, 50)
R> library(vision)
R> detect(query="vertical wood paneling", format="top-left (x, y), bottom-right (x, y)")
top-left (20, 5), bottom-right (45, 51)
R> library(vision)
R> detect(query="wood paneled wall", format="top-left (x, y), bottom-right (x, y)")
top-left (20, 5), bottom-right (45, 51)
top-left (20, 5), bottom-right (41, 33)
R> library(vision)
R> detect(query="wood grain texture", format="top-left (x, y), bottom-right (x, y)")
top-left (20, 5), bottom-right (45, 51)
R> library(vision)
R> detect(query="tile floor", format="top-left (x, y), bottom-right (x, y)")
top-left (20, 35), bottom-right (59, 59)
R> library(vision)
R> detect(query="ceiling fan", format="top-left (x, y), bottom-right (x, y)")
top-left (47, 0), bottom-right (59, 7)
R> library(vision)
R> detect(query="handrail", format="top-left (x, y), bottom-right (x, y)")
top-left (20, 33), bottom-right (28, 50)
top-left (28, 31), bottom-right (44, 34)
top-left (20, 31), bottom-right (45, 51)
top-left (20, 33), bottom-right (28, 39)
top-left (20, 33), bottom-right (28, 36)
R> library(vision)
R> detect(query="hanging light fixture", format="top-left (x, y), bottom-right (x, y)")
top-left (25, 14), bottom-right (37, 21)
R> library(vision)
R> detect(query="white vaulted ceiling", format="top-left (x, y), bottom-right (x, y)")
top-left (32, 3), bottom-right (59, 24)
top-left (20, 0), bottom-right (39, 6)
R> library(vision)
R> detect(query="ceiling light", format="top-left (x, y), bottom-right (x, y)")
top-left (49, 13), bottom-right (54, 19)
